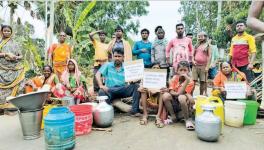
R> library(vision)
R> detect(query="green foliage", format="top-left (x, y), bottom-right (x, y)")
top-left (14, 22), bottom-right (44, 73)
top-left (180, 1), bottom-right (262, 60)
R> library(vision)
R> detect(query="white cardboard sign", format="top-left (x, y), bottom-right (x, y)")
top-left (224, 81), bottom-right (247, 99)
top-left (124, 59), bottom-right (144, 82)
top-left (143, 69), bottom-right (167, 90)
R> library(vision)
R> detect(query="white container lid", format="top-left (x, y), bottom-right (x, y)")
top-left (225, 101), bottom-right (246, 109)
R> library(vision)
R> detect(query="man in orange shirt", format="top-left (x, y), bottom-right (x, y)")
top-left (89, 30), bottom-right (109, 92)
top-left (48, 31), bottom-right (72, 80)
top-left (229, 20), bottom-right (256, 82)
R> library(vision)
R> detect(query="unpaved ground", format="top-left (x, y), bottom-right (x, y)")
top-left (0, 114), bottom-right (264, 150)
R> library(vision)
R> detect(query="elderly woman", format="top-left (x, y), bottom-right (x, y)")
top-left (212, 62), bottom-right (256, 101)
top-left (0, 25), bottom-right (25, 110)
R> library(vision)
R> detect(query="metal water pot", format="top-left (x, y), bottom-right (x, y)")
top-left (195, 105), bottom-right (221, 142)
top-left (93, 96), bottom-right (114, 128)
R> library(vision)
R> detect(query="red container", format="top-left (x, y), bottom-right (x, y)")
top-left (69, 105), bottom-right (93, 136)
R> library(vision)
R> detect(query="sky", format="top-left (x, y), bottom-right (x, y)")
top-left (130, 1), bottom-right (182, 41)
top-left (0, 1), bottom-right (182, 41)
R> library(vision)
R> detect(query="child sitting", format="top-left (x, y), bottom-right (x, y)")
top-left (138, 63), bottom-right (167, 128)
top-left (162, 60), bottom-right (195, 130)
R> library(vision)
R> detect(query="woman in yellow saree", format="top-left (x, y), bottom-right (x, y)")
top-left (0, 25), bottom-right (25, 108)
top-left (48, 31), bottom-right (72, 79)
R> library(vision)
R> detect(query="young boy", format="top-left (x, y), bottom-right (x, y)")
top-left (162, 60), bottom-right (195, 130)
top-left (138, 63), bottom-right (167, 128)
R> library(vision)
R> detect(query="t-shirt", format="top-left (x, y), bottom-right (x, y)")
top-left (194, 43), bottom-right (209, 66)
top-left (229, 32), bottom-right (256, 67)
top-left (99, 62), bottom-right (125, 87)
top-left (132, 40), bottom-right (152, 67)
top-left (169, 75), bottom-right (194, 94)
top-left (166, 37), bottom-right (193, 68)
top-left (92, 40), bottom-right (109, 66)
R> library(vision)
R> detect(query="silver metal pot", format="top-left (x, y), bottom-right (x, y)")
top-left (93, 96), bottom-right (114, 128)
top-left (19, 108), bottom-right (43, 140)
top-left (61, 96), bottom-right (75, 106)
top-left (195, 105), bottom-right (221, 142)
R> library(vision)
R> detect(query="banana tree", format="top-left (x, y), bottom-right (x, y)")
top-left (63, 0), bottom-right (96, 62)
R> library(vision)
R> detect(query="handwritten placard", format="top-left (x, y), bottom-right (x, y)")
top-left (224, 81), bottom-right (247, 99)
top-left (143, 69), bottom-right (167, 90)
top-left (124, 59), bottom-right (144, 82)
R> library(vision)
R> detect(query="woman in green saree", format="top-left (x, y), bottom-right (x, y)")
top-left (61, 59), bottom-right (88, 104)
top-left (0, 25), bottom-right (25, 107)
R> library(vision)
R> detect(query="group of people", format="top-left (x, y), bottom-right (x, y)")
top-left (0, 18), bottom-right (259, 130)
top-left (89, 20), bottom-right (259, 130)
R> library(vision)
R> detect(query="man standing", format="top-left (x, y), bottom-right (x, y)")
top-left (89, 30), bottom-right (109, 92)
top-left (107, 26), bottom-right (132, 62)
top-left (192, 32), bottom-right (212, 95)
top-left (166, 23), bottom-right (193, 71)
top-left (133, 28), bottom-right (152, 68)
top-left (96, 48), bottom-right (141, 116)
top-left (208, 36), bottom-right (219, 80)
top-left (48, 31), bottom-right (72, 79)
top-left (229, 20), bottom-right (256, 82)
top-left (151, 27), bottom-right (169, 79)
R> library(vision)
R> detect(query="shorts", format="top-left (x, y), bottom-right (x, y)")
top-left (192, 65), bottom-right (207, 82)
top-left (171, 95), bottom-right (181, 113)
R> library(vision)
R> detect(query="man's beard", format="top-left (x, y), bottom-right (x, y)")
top-left (177, 33), bottom-right (183, 37)
top-left (114, 60), bottom-right (122, 66)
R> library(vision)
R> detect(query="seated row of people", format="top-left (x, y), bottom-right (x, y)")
top-left (25, 59), bottom-right (88, 103)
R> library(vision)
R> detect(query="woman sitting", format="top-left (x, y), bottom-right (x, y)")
top-left (212, 62), bottom-right (256, 101)
top-left (61, 59), bottom-right (88, 104)
top-left (25, 65), bottom-right (59, 93)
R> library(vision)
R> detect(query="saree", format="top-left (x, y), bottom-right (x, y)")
top-left (48, 43), bottom-right (71, 79)
top-left (25, 74), bottom-right (59, 93)
top-left (0, 38), bottom-right (25, 104)
top-left (61, 59), bottom-right (87, 101)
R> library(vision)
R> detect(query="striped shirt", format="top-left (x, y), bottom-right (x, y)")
top-left (229, 32), bottom-right (256, 67)
top-left (99, 62), bottom-right (125, 87)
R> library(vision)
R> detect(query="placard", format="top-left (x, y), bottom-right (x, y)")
top-left (224, 81), bottom-right (247, 99)
top-left (124, 59), bottom-right (144, 82)
top-left (143, 69), bottom-right (167, 90)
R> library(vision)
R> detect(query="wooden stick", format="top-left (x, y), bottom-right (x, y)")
top-left (92, 127), bottom-right (112, 132)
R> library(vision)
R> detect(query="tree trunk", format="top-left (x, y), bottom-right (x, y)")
top-left (217, 0), bottom-right (222, 28)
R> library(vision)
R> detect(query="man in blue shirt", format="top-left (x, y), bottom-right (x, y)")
top-left (132, 28), bottom-right (152, 68)
top-left (96, 48), bottom-right (141, 116)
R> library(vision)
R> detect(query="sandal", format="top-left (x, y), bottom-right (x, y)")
top-left (155, 118), bottom-right (165, 128)
top-left (139, 117), bottom-right (148, 125)
top-left (185, 119), bottom-right (195, 131)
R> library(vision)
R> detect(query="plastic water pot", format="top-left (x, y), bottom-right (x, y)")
top-left (224, 101), bottom-right (246, 127)
top-left (70, 105), bottom-right (93, 136)
top-left (44, 107), bottom-right (75, 150)
top-left (41, 105), bottom-right (57, 129)
top-left (239, 100), bottom-right (259, 125)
